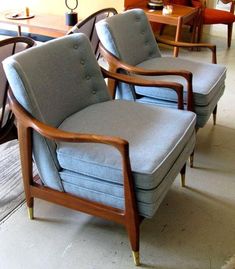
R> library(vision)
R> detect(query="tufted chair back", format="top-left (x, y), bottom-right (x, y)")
top-left (96, 9), bottom-right (161, 66)
top-left (3, 34), bottom-right (110, 190)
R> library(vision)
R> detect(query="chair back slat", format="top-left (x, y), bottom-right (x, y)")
top-left (0, 37), bottom-right (35, 144)
top-left (68, 8), bottom-right (117, 59)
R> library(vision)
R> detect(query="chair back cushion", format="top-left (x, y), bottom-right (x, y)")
top-left (3, 34), bottom-right (110, 190)
top-left (96, 8), bottom-right (161, 66)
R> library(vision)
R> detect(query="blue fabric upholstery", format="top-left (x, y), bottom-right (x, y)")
top-left (95, 8), bottom-right (227, 128)
top-left (3, 33), bottom-right (196, 219)
top-left (57, 100), bottom-right (196, 217)
top-left (3, 34), bottom-right (110, 190)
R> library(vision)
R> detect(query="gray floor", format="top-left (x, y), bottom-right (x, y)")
top-left (0, 28), bottom-right (235, 269)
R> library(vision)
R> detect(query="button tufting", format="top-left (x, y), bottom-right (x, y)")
top-left (92, 89), bottom-right (96, 94)
top-left (86, 75), bottom-right (90, 80)
top-left (80, 59), bottom-right (85, 65)
top-left (135, 16), bottom-right (140, 21)
top-left (73, 44), bottom-right (78, 49)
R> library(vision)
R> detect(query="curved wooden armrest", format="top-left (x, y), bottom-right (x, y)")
top-left (100, 43), bottom-right (192, 77)
top-left (8, 90), bottom-right (138, 220)
top-left (8, 90), bottom-right (128, 152)
top-left (99, 43), bottom-right (194, 111)
top-left (156, 36), bottom-right (217, 64)
top-left (101, 67), bottom-right (184, 110)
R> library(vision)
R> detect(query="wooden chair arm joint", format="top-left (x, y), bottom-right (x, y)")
top-left (8, 90), bottom-right (129, 152)
top-left (102, 67), bottom-right (184, 109)
top-left (156, 36), bottom-right (217, 64)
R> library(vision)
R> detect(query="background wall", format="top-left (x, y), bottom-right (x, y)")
top-left (0, 0), bottom-right (124, 18)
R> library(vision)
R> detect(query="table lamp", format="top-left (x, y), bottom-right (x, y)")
top-left (65, 0), bottom-right (78, 26)
top-left (147, 0), bottom-right (164, 10)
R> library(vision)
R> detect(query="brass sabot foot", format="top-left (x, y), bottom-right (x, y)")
top-left (27, 207), bottom-right (34, 220)
top-left (132, 251), bottom-right (140, 266)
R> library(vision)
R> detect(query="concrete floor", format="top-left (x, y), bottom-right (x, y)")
top-left (0, 28), bottom-right (235, 269)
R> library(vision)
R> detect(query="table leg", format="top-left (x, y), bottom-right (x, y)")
top-left (17, 25), bottom-right (22, 36)
top-left (190, 9), bottom-right (199, 44)
top-left (174, 17), bottom-right (183, 57)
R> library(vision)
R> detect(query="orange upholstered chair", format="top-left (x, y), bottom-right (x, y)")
top-left (197, 0), bottom-right (235, 47)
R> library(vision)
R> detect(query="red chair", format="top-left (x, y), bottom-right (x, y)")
top-left (197, 0), bottom-right (235, 47)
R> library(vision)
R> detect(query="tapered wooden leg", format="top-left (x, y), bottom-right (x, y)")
top-left (213, 105), bottom-right (217, 126)
top-left (27, 206), bottom-right (34, 220)
top-left (190, 150), bottom-right (194, 168)
top-left (228, 24), bottom-right (233, 48)
top-left (180, 163), bottom-right (186, 187)
top-left (126, 219), bottom-right (140, 266)
top-left (17, 123), bottom-right (34, 220)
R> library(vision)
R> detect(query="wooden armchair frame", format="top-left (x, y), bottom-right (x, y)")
top-left (99, 40), bottom-right (216, 113)
top-left (8, 67), bottom-right (185, 266)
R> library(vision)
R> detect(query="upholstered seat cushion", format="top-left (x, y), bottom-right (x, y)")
top-left (56, 100), bottom-right (196, 217)
top-left (204, 8), bottom-right (235, 24)
top-left (135, 57), bottom-right (226, 106)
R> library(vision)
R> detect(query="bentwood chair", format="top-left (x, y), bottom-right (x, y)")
top-left (0, 36), bottom-right (35, 144)
top-left (67, 8), bottom-right (117, 58)
top-left (4, 33), bottom-right (196, 265)
top-left (96, 8), bottom-right (227, 165)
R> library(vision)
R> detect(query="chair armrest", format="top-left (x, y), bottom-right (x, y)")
top-left (8, 90), bottom-right (128, 150)
top-left (101, 67), bottom-right (184, 110)
top-left (8, 89), bottom-right (139, 220)
top-left (99, 43), bottom-right (193, 111)
top-left (156, 36), bottom-right (217, 64)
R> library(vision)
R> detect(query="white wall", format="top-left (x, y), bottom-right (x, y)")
top-left (0, 0), bottom-right (124, 18)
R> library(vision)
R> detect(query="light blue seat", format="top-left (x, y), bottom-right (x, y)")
top-left (3, 33), bottom-right (196, 265)
top-left (95, 8), bottom-right (227, 129)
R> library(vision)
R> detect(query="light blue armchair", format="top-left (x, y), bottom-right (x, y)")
top-left (95, 9), bottom-right (227, 147)
top-left (3, 33), bottom-right (196, 265)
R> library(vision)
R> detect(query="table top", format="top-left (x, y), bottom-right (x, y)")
top-left (127, 2), bottom-right (198, 25)
top-left (0, 12), bottom-right (73, 37)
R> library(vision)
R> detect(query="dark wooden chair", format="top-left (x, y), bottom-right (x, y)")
top-left (0, 36), bottom-right (35, 145)
top-left (67, 8), bottom-right (117, 59)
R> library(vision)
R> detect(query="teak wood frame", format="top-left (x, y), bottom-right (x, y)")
top-left (8, 67), bottom-right (186, 266)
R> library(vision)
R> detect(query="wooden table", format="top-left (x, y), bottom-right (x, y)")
top-left (0, 12), bottom-right (73, 38)
top-left (127, 2), bottom-right (198, 57)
